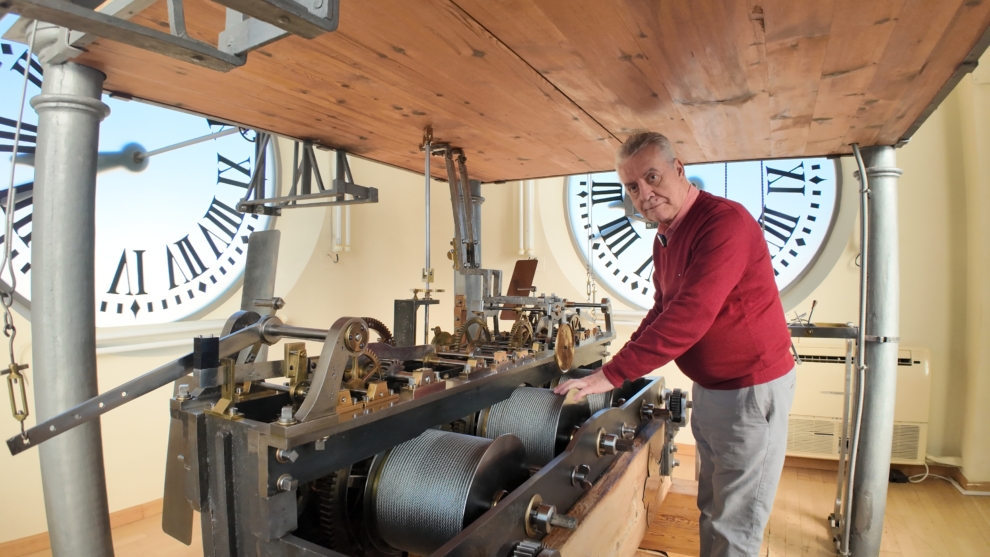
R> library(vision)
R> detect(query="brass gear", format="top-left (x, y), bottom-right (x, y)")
top-left (362, 317), bottom-right (395, 346)
top-left (343, 348), bottom-right (383, 390)
top-left (508, 317), bottom-right (534, 350)
top-left (454, 317), bottom-right (492, 351)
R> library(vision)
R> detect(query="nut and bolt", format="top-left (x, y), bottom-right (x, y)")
top-left (277, 405), bottom-right (297, 425)
top-left (529, 503), bottom-right (577, 535)
top-left (276, 474), bottom-right (298, 492)
top-left (175, 384), bottom-right (191, 401)
top-left (620, 422), bottom-right (636, 439)
top-left (598, 433), bottom-right (634, 456)
top-left (570, 464), bottom-right (592, 490)
top-left (275, 448), bottom-right (299, 463)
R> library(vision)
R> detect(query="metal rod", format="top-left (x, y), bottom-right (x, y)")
top-left (842, 143), bottom-right (871, 555)
top-left (849, 145), bottom-right (901, 557)
top-left (832, 339), bottom-right (854, 541)
top-left (29, 54), bottom-right (115, 555)
top-left (134, 127), bottom-right (237, 161)
top-left (8, 322), bottom-right (266, 455)
top-left (424, 137), bottom-right (431, 345)
top-left (265, 323), bottom-right (328, 341)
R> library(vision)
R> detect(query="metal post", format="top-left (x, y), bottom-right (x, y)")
top-left (30, 44), bottom-right (113, 557)
top-left (423, 138), bottom-right (431, 344)
top-left (849, 145), bottom-right (900, 557)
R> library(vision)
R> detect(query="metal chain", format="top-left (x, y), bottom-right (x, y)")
top-left (2, 21), bottom-right (39, 438)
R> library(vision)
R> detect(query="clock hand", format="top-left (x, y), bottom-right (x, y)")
top-left (12, 142), bottom-right (147, 174)
top-left (132, 127), bottom-right (240, 163)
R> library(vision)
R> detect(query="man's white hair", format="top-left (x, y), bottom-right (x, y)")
top-left (616, 132), bottom-right (677, 168)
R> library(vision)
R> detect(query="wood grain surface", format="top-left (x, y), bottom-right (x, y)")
top-left (35, 0), bottom-right (990, 179)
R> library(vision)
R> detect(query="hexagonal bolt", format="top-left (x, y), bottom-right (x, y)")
top-left (640, 403), bottom-right (656, 421)
top-left (277, 405), bottom-right (297, 425)
top-left (620, 422), bottom-right (636, 439)
top-left (599, 433), bottom-right (634, 455)
top-left (570, 464), bottom-right (593, 490)
top-left (277, 474), bottom-right (298, 492)
top-left (529, 503), bottom-right (577, 536)
top-left (175, 384), bottom-right (191, 401)
top-left (275, 448), bottom-right (299, 463)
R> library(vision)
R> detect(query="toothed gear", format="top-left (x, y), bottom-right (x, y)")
top-left (512, 540), bottom-right (559, 557)
top-left (668, 388), bottom-right (687, 424)
top-left (454, 317), bottom-right (492, 351)
top-left (362, 317), bottom-right (395, 346)
top-left (344, 348), bottom-right (383, 389)
top-left (509, 317), bottom-right (534, 349)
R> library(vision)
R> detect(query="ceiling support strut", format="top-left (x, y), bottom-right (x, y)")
top-left (29, 40), bottom-right (115, 555)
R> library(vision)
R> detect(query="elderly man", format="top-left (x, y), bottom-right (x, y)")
top-left (554, 132), bottom-right (796, 557)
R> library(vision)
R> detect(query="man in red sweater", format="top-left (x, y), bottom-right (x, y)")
top-left (554, 132), bottom-right (796, 557)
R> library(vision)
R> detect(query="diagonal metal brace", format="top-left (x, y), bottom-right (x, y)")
top-left (0, 0), bottom-right (246, 71)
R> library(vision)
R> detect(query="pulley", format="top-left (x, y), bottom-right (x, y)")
top-left (479, 387), bottom-right (590, 468)
top-left (367, 429), bottom-right (528, 556)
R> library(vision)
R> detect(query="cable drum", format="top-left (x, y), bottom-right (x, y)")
top-left (585, 390), bottom-right (614, 414)
top-left (369, 429), bottom-right (527, 556)
top-left (480, 387), bottom-right (590, 468)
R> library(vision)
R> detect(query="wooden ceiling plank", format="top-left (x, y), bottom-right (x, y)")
top-left (875, 1), bottom-right (990, 145)
top-left (803, 0), bottom-right (905, 156)
top-left (451, 0), bottom-right (704, 164)
top-left (612, 0), bottom-right (770, 162)
top-left (78, 0), bottom-right (619, 181)
top-left (842, 0), bottom-right (966, 147)
top-left (764, 0), bottom-right (834, 158)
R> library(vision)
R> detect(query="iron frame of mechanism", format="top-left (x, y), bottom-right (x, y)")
top-left (156, 301), bottom-right (631, 556)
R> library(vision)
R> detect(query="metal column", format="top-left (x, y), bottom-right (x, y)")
top-left (454, 180), bottom-right (485, 316)
top-left (30, 51), bottom-right (114, 556)
top-left (849, 146), bottom-right (901, 557)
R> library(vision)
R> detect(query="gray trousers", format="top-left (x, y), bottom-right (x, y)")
top-left (691, 369), bottom-right (796, 557)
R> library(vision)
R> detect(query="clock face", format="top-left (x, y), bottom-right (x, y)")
top-left (565, 158), bottom-right (839, 310)
top-left (0, 26), bottom-right (277, 327)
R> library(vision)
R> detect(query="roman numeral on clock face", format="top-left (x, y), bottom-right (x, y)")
top-left (766, 163), bottom-right (805, 195)
top-left (217, 154), bottom-right (251, 188)
top-left (761, 207), bottom-right (800, 250)
top-left (107, 249), bottom-right (147, 295)
top-left (590, 182), bottom-right (623, 205)
top-left (6, 49), bottom-right (43, 88)
top-left (166, 235), bottom-right (208, 289)
top-left (0, 116), bottom-right (37, 155)
top-left (597, 216), bottom-right (641, 258)
top-left (200, 197), bottom-right (243, 257)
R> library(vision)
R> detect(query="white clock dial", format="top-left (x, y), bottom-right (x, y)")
top-left (565, 158), bottom-right (839, 311)
top-left (0, 27), bottom-right (277, 327)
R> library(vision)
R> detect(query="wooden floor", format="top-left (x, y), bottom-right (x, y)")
top-left (643, 463), bottom-right (990, 557)
top-left (20, 467), bottom-right (990, 557)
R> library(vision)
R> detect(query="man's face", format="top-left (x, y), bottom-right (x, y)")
top-left (617, 145), bottom-right (691, 226)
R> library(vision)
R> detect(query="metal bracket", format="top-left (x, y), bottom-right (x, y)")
top-left (864, 335), bottom-right (899, 343)
top-left (210, 0), bottom-right (338, 39)
top-left (0, 0), bottom-right (339, 71)
top-left (433, 143), bottom-right (481, 270)
top-left (0, 0), bottom-right (247, 71)
top-left (238, 142), bottom-right (378, 213)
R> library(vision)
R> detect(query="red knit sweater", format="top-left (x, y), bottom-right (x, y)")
top-left (601, 191), bottom-right (793, 390)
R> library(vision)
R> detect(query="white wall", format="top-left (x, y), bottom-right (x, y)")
top-left (4, 67), bottom-right (990, 543)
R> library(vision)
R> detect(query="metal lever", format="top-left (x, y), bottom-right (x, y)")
top-left (6, 317), bottom-right (270, 455)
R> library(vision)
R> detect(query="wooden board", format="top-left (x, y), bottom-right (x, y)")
top-left (53, 0), bottom-right (990, 180)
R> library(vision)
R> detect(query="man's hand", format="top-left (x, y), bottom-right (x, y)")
top-left (553, 369), bottom-right (614, 401)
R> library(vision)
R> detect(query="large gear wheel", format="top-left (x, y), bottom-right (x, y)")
top-left (508, 317), bottom-right (534, 350)
top-left (362, 317), bottom-right (395, 346)
top-left (454, 317), bottom-right (492, 351)
top-left (513, 540), bottom-right (560, 557)
top-left (343, 348), bottom-right (383, 390)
